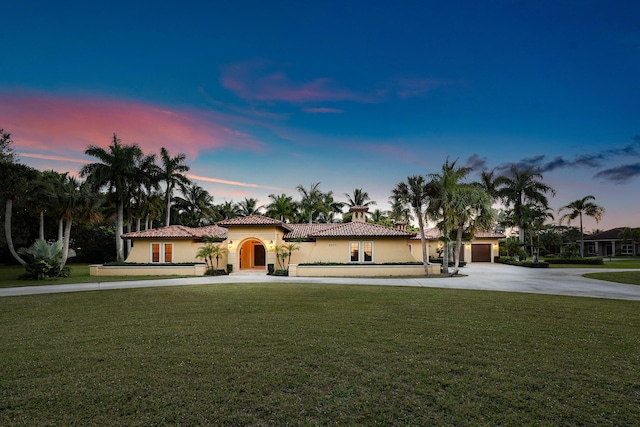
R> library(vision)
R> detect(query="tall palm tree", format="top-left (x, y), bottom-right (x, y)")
top-left (427, 159), bottom-right (473, 273)
top-left (558, 195), bottom-right (605, 257)
top-left (317, 191), bottom-right (344, 223)
top-left (80, 134), bottom-right (143, 262)
top-left (56, 177), bottom-right (104, 268)
top-left (344, 188), bottom-right (376, 208)
top-left (159, 147), bottom-right (191, 226)
top-left (212, 200), bottom-right (241, 221)
top-left (478, 168), bottom-right (499, 201)
top-left (237, 197), bottom-right (263, 216)
top-left (265, 193), bottom-right (298, 222)
top-left (391, 175), bottom-right (433, 275)
top-left (173, 184), bottom-right (215, 226)
top-left (495, 166), bottom-right (556, 243)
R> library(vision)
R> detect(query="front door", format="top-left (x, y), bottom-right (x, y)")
top-left (239, 240), bottom-right (266, 270)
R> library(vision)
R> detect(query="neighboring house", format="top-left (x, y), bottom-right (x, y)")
top-left (581, 228), bottom-right (640, 257)
top-left (96, 206), bottom-right (503, 277)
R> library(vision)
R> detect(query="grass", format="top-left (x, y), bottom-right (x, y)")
top-left (0, 264), bottom-right (189, 289)
top-left (1, 284), bottom-right (639, 425)
top-left (548, 258), bottom-right (640, 269)
top-left (584, 271), bottom-right (640, 285)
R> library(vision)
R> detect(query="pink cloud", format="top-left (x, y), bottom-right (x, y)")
top-left (302, 107), bottom-right (345, 114)
top-left (187, 173), bottom-right (289, 192)
top-left (0, 91), bottom-right (264, 160)
top-left (221, 61), bottom-right (373, 103)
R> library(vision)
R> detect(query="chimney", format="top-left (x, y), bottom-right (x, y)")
top-left (349, 206), bottom-right (369, 222)
top-left (394, 220), bottom-right (407, 231)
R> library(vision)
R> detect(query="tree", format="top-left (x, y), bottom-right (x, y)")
top-left (0, 162), bottom-right (39, 265)
top-left (427, 159), bottom-right (473, 273)
top-left (317, 191), bottom-right (344, 223)
top-left (265, 193), bottom-right (298, 223)
top-left (0, 128), bottom-right (16, 163)
top-left (495, 166), bottom-right (555, 243)
top-left (196, 243), bottom-right (228, 272)
top-left (558, 195), bottom-right (605, 257)
top-left (173, 184), bottom-right (214, 226)
top-left (297, 182), bottom-right (324, 224)
top-left (237, 197), bottom-right (263, 217)
top-left (159, 147), bottom-right (191, 226)
top-left (55, 177), bottom-right (104, 268)
top-left (80, 134), bottom-right (143, 262)
top-left (391, 175), bottom-right (432, 275)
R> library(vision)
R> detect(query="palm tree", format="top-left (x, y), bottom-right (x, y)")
top-left (56, 177), bottom-right (104, 268)
top-left (391, 175), bottom-right (432, 275)
top-left (0, 128), bottom-right (16, 163)
top-left (558, 195), bottom-right (605, 257)
top-left (159, 147), bottom-right (191, 226)
top-left (317, 191), bottom-right (344, 223)
top-left (265, 193), bottom-right (298, 223)
top-left (237, 197), bottom-right (263, 216)
top-left (212, 200), bottom-right (241, 221)
top-left (297, 182), bottom-right (324, 224)
top-left (478, 168), bottom-right (499, 201)
top-left (618, 227), bottom-right (640, 256)
top-left (427, 159), bottom-right (472, 273)
top-left (80, 134), bottom-right (143, 262)
top-left (173, 184), bottom-right (215, 226)
top-left (495, 166), bottom-right (555, 243)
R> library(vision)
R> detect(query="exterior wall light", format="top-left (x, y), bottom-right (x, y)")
top-left (269, 240), bottom-right (274, 250)
top-left (228, 241), bottom-right (233, 249)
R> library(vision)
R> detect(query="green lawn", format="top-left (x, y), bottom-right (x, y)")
top-left (1, 284), bottom-right (639, 425)
top-left (584, 271), bottom-right (640, 285)
top-left (548, 258), bottom-right (640, 269)
top-left (0, 264), bottom-right (189, 288)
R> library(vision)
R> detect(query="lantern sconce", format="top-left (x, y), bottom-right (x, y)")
top-left (269, 240), bottom-right (274, 250)
top-left (228, 240), bottom-right (233, 249)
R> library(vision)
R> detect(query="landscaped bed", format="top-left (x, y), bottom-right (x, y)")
top-left (1, 284), bottom-right (638, 425)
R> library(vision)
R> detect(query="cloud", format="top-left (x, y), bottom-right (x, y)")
top-left (593, 163), bottom-right (640, 184)
top-left (494, 138), bottom-right (640, 175)
top-left (220, 61), bottom-right (372, 103)
top-left (464, 154), bottom-right (487, 171)
top-left (17, 152), bottom-right (87, 164)
top-left (0, 91), bottom-right (264, 160)
top-left (302, 107), bottom-right (345, 114)
top-left (188, 173), bottom-right (290, 192)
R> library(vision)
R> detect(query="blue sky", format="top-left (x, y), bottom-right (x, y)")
top-left (2, 1), bottom-right (639, 230)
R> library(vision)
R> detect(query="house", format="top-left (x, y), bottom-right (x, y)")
top-left (581, 228), bottom-right (640, 257)
top-left (91, 206), bottom-right (504, 277)
top-left (410, 227), bottom-right (504, 263)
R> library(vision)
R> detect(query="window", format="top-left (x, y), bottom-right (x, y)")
top-left (164, 243), bottom-right (173, 262)
top-left (151, 242), bottom-right (174, 263)
top-left (621, 244), bottom-right (633, 255)
top-left (363, 242), bottom-right (373, 262)
top-left (349, 241), bottom-right (374, 263)
top-left (151, 243), bottom-right (160, 263)
top-left (350, 242), bottom-right (360, 262)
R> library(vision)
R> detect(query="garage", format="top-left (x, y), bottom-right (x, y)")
top-left (471, 244), bottom-right (492, 262)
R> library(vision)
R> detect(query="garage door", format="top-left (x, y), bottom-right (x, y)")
top-left (471, 244), bottom-right (492, 262)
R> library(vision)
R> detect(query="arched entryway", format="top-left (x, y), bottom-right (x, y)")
top-left (239, 239), bottom-right (266, 270)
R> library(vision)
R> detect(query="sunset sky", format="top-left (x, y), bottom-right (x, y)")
top-left (2, 1), bottom-right (639, 231)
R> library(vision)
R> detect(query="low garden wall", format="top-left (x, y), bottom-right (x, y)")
top-left (289, 264), bottom-right (440, 277)
top-left (89, 264), bottom-right (208, 276)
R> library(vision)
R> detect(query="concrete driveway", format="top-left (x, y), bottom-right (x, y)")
top-left (1, 263), bottom-right (639, 300)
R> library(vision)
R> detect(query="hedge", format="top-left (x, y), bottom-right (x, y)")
top-left (544, 258), bottom-right (604, 265)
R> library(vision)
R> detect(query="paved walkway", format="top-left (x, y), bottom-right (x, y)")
top-left (1, 263), bottom-right (639, 300)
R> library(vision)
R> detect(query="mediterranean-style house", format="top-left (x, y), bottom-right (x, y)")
top-left (90, 206), bottom-right (505, 277)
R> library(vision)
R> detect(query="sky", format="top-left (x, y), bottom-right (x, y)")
top-left (1, 1), bottom-right (639, 232)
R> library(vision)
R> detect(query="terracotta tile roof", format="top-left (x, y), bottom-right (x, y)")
top-left (296, 222), bottom-right (416, 238)
top-left (284, 223), bottom-right (342, 240)
top-left (121, 225), bottom-right (227, 240)
top-left (583, 227), bottom-right (625, 240)
top-left (217, 215), bottom-right (293, 230)
top-left (410, 228), bottom-right (505, 240)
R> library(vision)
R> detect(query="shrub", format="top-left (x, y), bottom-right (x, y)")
top-left (428, 258), bottom-right (467, 267)
top-left (205, 269), bottom-right (228, 276)
top-left (495, 257), bottom-right (549, 268)
top-left (560, 243), bottom-right (580, 259)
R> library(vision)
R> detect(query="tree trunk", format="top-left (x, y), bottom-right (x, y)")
top-left (60, 219), bottom-right (73, 269)
top-left (417, 213), bottom-right (430, 276)
top-left (453, 226), bottom-right (464, 272)
top-left (4, 199), bottom-right (27, 265)
top-left (39, 211), bottom-right (45, 241)
top-left (165, 185), bottom-right (173, 226)
top-left (579, 214), bottom-right (584, 258)
top-left (58, 218), bottom-right (64, 242)
top-left (442, 240), bottom-right (449, 274)
top-left (116, 201), bottom-right (125, 262)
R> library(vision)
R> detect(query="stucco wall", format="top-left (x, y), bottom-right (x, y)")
top-left (411, 238), bottom-right (500, 263)
top-left (302, 238), bottom-right (416, 264)
top-left (90, 264), bottom-right (207, 276)
top-left (289, 263), bottom-right (440, 277)
top-left (226, 226), bottom-right (284, 271)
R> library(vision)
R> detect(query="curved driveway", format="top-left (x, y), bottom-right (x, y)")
top-left (1, 263), bottom-right (639, 300)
